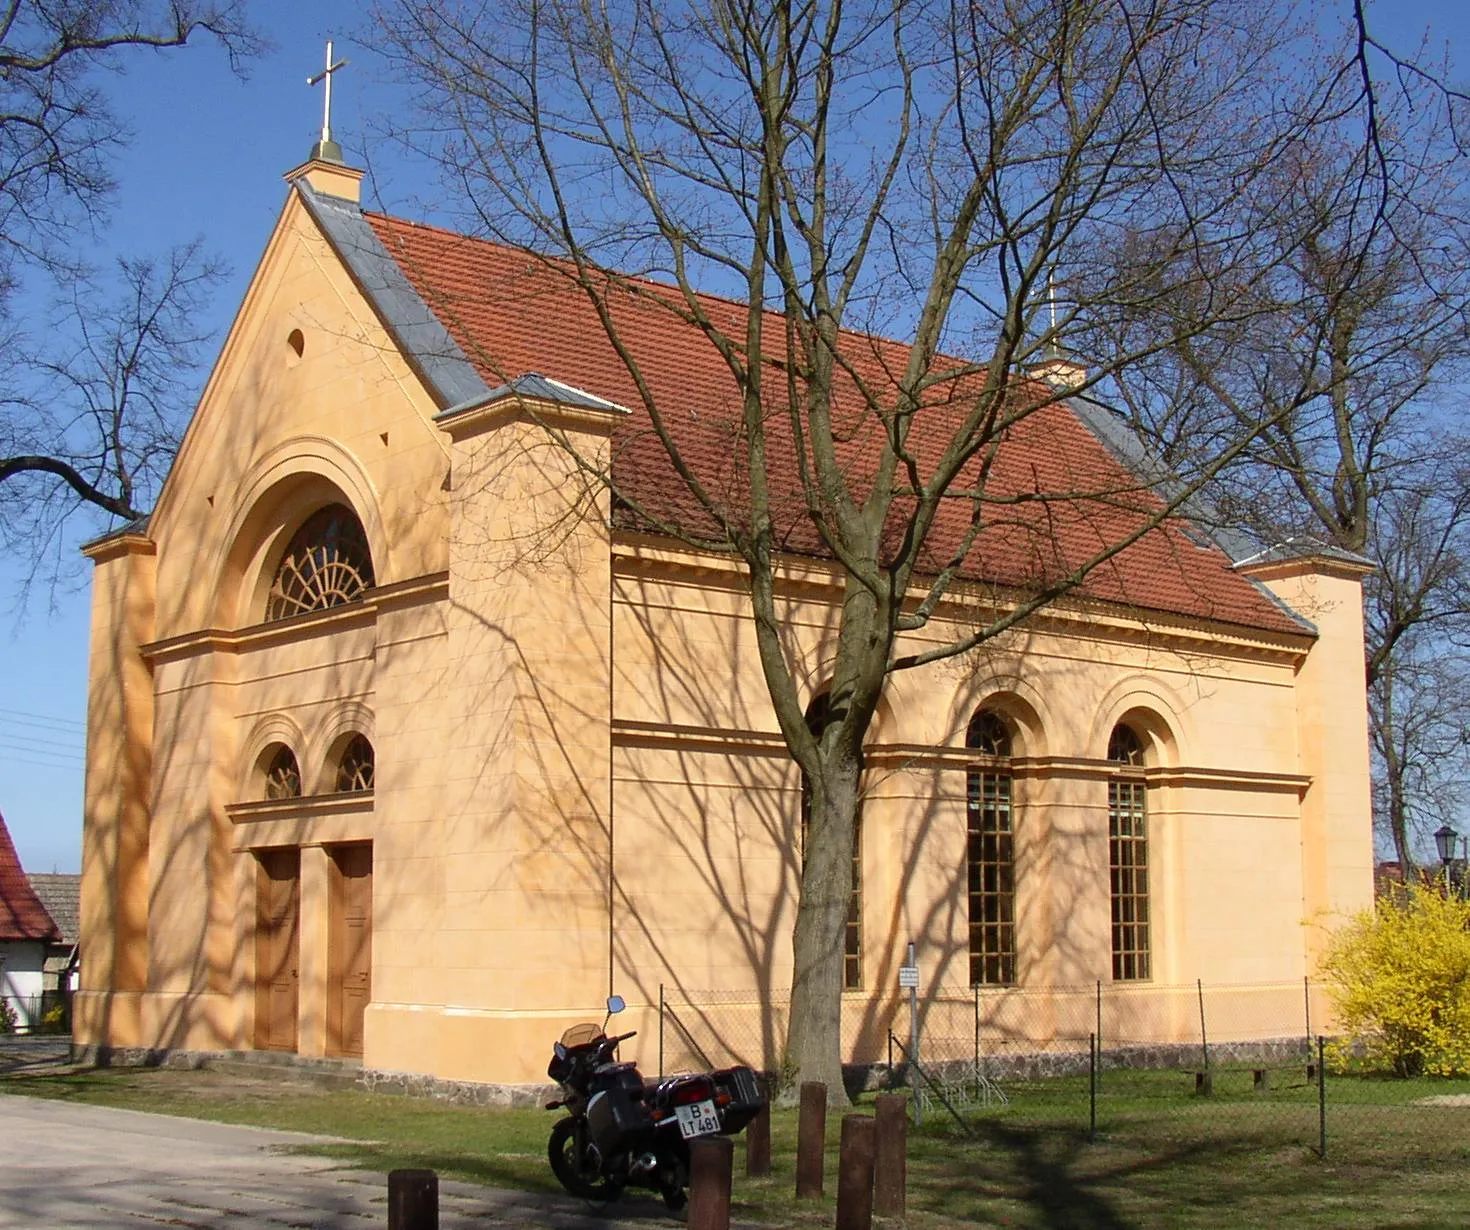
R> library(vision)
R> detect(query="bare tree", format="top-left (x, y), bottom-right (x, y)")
top-left (0, 242), bottom-right (228, 596)
top-left (0, 1), bottom-right (260, 570)
top-left (1095, 10), bottom-right (1470, 874)
top-left (378, 0), bottom-right (1420, 1099)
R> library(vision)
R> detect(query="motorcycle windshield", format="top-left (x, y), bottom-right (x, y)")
top-left (560, 1022), bottom-right (604, 1048)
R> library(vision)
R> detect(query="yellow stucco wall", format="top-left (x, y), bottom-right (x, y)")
top-left (76, 171), bottom-right (1375, 1087)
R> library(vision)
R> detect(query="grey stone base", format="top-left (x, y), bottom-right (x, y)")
top-left (69, 1036), bottom-right (1322, 1108)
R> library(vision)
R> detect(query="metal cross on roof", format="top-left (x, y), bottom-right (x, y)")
top-left (307, 39), bottom-right (350, 163)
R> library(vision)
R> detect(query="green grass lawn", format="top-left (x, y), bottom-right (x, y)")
top-left (3, 1062), bottom-right (1468, 1228)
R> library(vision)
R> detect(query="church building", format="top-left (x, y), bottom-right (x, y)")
top-left (76, 148), bottom-right (1375, 1088)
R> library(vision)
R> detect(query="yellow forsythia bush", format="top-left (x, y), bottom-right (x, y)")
top-left (1320, 882), bottom-right (1470, 1077)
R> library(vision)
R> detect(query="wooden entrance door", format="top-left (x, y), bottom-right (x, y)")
top-left (328, 843), bottom-right (373, 1058)
top-left (254, 848), bottom-right (300, 1052)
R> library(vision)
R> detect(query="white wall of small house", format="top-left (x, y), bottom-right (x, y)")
top-left (0, 941), bottom-right (47, 1030)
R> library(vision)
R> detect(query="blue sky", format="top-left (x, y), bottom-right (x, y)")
top-left (2, 0), bottom-right (1468, 875)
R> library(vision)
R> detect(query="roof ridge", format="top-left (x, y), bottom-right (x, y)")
top-left (363, 211), bottom-right (1055, 388)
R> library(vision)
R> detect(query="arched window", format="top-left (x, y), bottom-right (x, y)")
top-left (266, 504), bottom-right (375, 622)
top-left (335, 735), bottom-right (375, 793)
top-left (263, 745), bottom-right (302, 800)
top-left (967, 709), bottom-right (1015, 985)
top-left (800, 693), bottom-right (863, 991)
top-left (1107, 723), bottom-right (1150, 981)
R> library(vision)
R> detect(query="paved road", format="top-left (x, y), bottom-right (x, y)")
top-left (0, 1095), bottom-right (708, 1228)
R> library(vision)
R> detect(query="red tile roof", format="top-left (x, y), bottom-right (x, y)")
top-left (366, 213), bottom-right (1304, 637)
top-left (0, 811), bottom-right (60, 943)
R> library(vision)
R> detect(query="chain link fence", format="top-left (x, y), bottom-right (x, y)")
top-left (656, 978), bottom-right (1470, 1160)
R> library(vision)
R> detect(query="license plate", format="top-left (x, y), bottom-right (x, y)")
top-left (674, 1099), bottom-right (721, 1139)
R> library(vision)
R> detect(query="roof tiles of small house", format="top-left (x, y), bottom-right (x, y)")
top-left (27, 873), bottom-right (80, 945)
top-left (364, 212), bottom-right (1305, 638)
top-left (0, 812), bottom-right (61, 943)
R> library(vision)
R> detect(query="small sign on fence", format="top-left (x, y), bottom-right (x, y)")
top-left (898, 965), bottom-right (919, 989)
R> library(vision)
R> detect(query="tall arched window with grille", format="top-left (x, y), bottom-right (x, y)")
top-left (1107, 723), bottom-right (1151, 981)
top-left (266, 504), bottom-right (375, 622)
top-left (800, 693), bottom-right (863, 990)
top-left (967, 709), bottom-right (1015, 985)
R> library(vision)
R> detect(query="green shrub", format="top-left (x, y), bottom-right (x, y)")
top-left (0, 998), bottom-right (15, 1035)
top-left (1320, 882), bottom-right (1470, 1077)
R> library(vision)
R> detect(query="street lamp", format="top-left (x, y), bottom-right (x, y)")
top-left (1434, 824), bottom-right (1459, 866)
top-left (1434, 824), bottom-right (1466, 899)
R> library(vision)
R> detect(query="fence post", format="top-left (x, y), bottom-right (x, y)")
top-left (388, 1169), bottom-right (438, 1230)
top-left (689, 1135), bottom-right (734, 1230)
top-left (1317, 1035), bottom-right (1327, 1159)
top-left (796, 1081), bottom-right (827, 1199)
top-left (746, 1094), bottom-right (771, 1178)
top-left (873, 1093), bottom-right (907, 1218)
top-left (835, 1115), bottom-right (876, 1230)
top-left (973, 982), bottom-right (980, 1073)
top-left (1089, 1032), bottom-right (1097, 1143)
top-left (1197, 979), bottom-right (1210, 1071)
top-left (1304, 976), bottom-right (1317, 1084)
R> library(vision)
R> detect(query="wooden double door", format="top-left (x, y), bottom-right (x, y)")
top-left (327, 843), bottom-right (373, 1058)
top-left (254, 844), bottom-right (373, 1058)
top-left (255, 848), bottom-right (301, 1053)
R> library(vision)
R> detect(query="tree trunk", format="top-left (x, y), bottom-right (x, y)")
top-left (784, 740), bottom-right (862, 1107)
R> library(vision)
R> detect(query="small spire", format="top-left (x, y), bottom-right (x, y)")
top-left (1044, 271), bottom-right (1061, 360)
top-left (306, 39), bottom-right (350, 164)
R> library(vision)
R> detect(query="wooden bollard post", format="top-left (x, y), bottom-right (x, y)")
top-left (873, 1092), bottom-right (908, 1218)
top-left (746, 1099), bottom-right (772, 1177)
top-left (795, 1080), bottom-right (827, 1199)
top-left (388, 1169), bottom-right (438, 1230)
top-left (688, 1135), bottom-right (734, 1230)
top-left (835, 1114), bottom-right (876, 1230)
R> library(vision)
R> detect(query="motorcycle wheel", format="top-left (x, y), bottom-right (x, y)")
top-left (547, 1118), bottom-right (624, 1202)
top-left (660, 1181), bottom-right (687, 1213)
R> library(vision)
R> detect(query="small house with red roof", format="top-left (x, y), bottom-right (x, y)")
top-left (74, 149), bottom-right (1375, 1086)
top-left (0, 810), bottom-right (61, 1032)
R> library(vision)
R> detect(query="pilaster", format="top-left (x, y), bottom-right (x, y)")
top-left (1238, 551), bottom-right (1375, 957)
top-left (76, 530), bottom-right (157, 1046)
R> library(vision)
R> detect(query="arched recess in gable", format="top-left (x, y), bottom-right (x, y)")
top-left (313, 700), bottom-right (377, 796)
top-left (210, 437), bottom-right (392, 630)
top-left (238, 713), bottom-right (309, 802)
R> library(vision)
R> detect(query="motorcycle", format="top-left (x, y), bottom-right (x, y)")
top-left (544, 994), bottom-right (765, 1211)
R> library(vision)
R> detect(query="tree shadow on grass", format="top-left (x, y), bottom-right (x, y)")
top-left (911, 1121), bottom-right (1309, 1230)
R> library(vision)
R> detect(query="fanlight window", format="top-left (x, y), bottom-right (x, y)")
top-left (266, 504), bottom-right (375, 622)
top-left (335, 735), bottom-right (375, 793)
top-left (263, 745), bottom-right (302, 800)
top-left (1108, 723), bottom-right (1145, 766)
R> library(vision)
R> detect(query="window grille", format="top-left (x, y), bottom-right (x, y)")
top-left (264, 745), bottom-right (302, 800)
top-left (266, 504), bottom-right (375, 622)
top-left (967, 708), bottom-right (1015, 986)
top-left (335, 735), bottom-right (375, 793)
top-left (1108, 724), bottom-right (1150, 980)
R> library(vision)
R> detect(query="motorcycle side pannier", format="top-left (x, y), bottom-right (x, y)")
top-left (711, 1065), bottom-right (764, 1132)
top-left (586, 1084), bottom-right (651, 1155)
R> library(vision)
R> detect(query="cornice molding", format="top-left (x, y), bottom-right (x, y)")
top-left (141, 571), bottom-right (448, 663)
